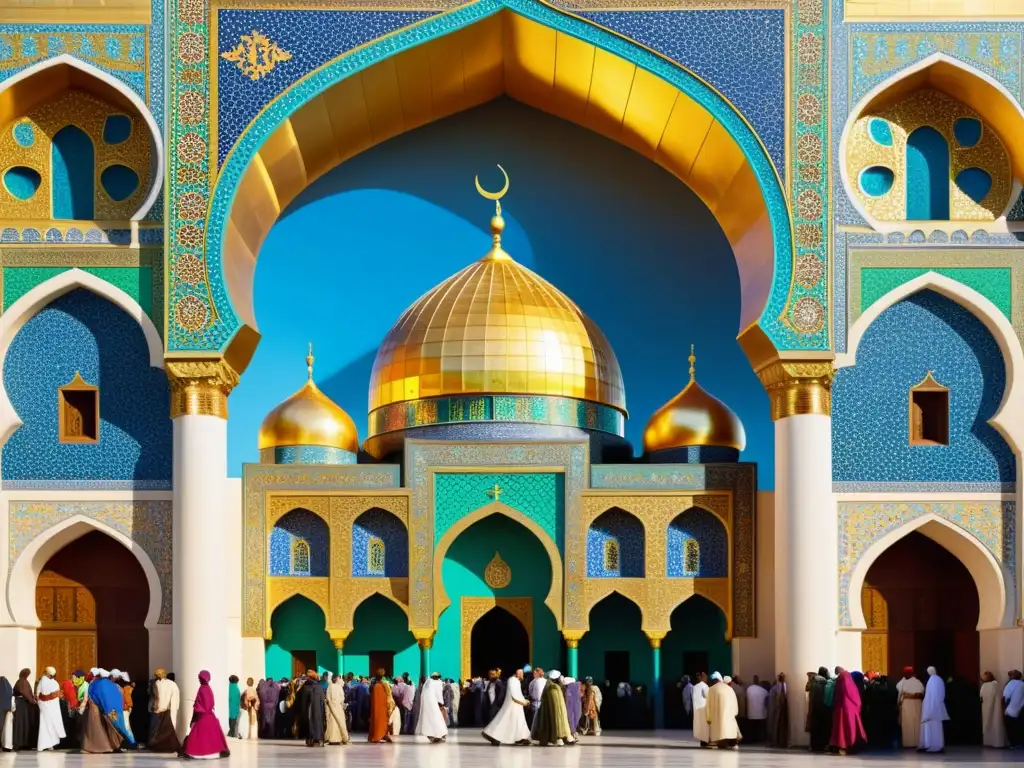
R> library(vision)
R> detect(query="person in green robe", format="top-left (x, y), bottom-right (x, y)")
top-left (227, 676), bottom-right (241, 739)
top-left (531, 671), bottom-right (574, 746)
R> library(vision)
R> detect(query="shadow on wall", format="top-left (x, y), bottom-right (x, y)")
top-left (228, 97), bottom-right (772, 485)
top-left (2, 288), bottom-right (171, 485)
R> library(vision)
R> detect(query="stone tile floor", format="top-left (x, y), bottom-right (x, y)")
top-left (4, 732), bottom-right (1020, 766)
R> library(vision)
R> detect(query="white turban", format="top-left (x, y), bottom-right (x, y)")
top-left (44, 666), bottom-right (56, 677)
top-left (97, 669), bottom-right (110, 678)
top-left (547, 670), bottom-right (561, 680)
top-left (89, 668), bottom-right (99, 676)
top-left (564, 677), bottom-right (576, 684)
top-left (110, 669), bottom-right (122, 679)
top-left (927, 666), bottom-right (937, 676)
top-left (723, 676), bottom-right (733, 684)
top-left (121, 673), bottom-right (130, 683)
top-left (710, 672), bottom-right (722, 682)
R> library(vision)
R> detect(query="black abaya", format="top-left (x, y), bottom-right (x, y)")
top-left (306, 681), bottom-right (326, 746)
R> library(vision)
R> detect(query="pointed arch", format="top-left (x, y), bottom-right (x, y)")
top-left (8, 515), bottom-right (163, 629)
top-left (839, 53), bottom-right (1024, 233)
top-left (836, 270), bottom-right (1024, 455)
top-left (0, 54), bottom-right (164, 221)
top-left (0, 268), bottom-right (164, 447)
top-left (845, 514), bottom-right (1010, 631)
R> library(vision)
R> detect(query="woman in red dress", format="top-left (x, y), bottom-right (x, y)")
top-left (180, 671), bottom-right (230, 760)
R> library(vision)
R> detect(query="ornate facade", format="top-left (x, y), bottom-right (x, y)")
top-left (0, 0), bottom-right (1020, 745)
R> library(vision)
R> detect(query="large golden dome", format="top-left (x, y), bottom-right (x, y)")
top-left (643, 347), bottom-right (746, 453)
top-left (367, 191), bottom-right (626, 418)
top-left (259, 347), bottom-right (359, 454)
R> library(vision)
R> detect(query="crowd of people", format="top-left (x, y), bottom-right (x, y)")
top-left (2, 662), bottom-right (1020, 755)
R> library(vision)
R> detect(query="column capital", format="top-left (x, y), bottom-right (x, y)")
top-left (645, 631), bottom-right (666, 649)
top-left (562, 630), bottom-right (586, 647)
top-left (756, 360), bottom-right (834, 421)
top-left (416, 636), bottom-right (434, 650)
top-left (165, 358), bottom-right (240, 419)
top-left (330, 632), bottom-right (349, 650)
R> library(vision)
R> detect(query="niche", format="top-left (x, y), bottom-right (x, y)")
top-left (909, 372), bottom-right (949, 446)
top-left (58, 372), bottom-right (99, 443)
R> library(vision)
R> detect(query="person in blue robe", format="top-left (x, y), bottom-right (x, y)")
top-left (88, 672), bottom-right (135, 747)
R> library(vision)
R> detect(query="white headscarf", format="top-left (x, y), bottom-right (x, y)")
top-left (710, 672), bottom-right (723, 682)
top-left (547, 670), bottom-right (562, 681)
top-left (723, 676), bottom-right (733, 684)
top-left (44, 666), bottom-right (56, 677)
top-left (110, 669), bottom-right (122, 679)
top-left (97, 669), bottom-right (110, 678)
top-left (926, 666), bottom-right (937, 676)
top-left (89, 668), bottom-right (99, 676)
top-left (564, 677), bottom-right (576, 684)
top-left (121, 673), bottom-right (130, 683)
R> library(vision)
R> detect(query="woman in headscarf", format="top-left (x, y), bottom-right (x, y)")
top-left (79, 672), bottom-right (123, 754)
top-left (563, 677), bottom-right (582, 739)
top-left (0, 676), bottom-right (12, 751)
top-left (367, 671), bottom-right (392, 743)
top-left (807, 668), bottom-right (831, 753)
top-left (325, 674), bottom-right (349, 745)
top-left (12, 669), bottom-right (38, 750)
top-left (180, 670), bottom-right (230, 759)
top-left (829, 669), bottom-right (867, 756)
top-left (531, 671), bottom-right (573, 746)
top-left (239, 678), bottom-right (259, 741)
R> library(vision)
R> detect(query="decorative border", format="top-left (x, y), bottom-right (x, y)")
top-left (168, 0), bottom-right (812, 356)
top-left (836, 499), bottom-right (1016, 626)
top-left (259, 445), bottom-right (358, 465)
top-left (847, 247), bottom-right (1024, 342)
top-left (404, 439), bottom-right (588, 630)
top-left (2, 479), bottom-right (172, 490)
top-left (833, 481), bottom-right (1017, 493)
top-left (590, 464), bottom-right (706, 489)
top-left (8, 499), bottom-right (172, 624)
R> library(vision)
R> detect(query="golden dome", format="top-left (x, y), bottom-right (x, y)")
top-left (259, 345), bottom-right (359, 453)
top-left (643, 346), bottom-right (746, 453)
top-left (367, 174), bottom-right (626, 417)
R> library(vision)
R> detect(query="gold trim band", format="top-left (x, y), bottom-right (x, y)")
top-left (166, 359), bottom-right (240, 419)
top-left (756, 361), bottom-right (834, 420)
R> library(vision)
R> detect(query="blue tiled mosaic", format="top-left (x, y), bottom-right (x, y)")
top-left (833, 289), bottom-right (1015, 485)
top-left (215, 9), bottom-right (436, 166)
top-left (580, 9), bottom-right (786, 175)
top-left (267, 445), bottom-right (357, 465)
top-left (666, 508), bottom-right (727, 578)
top-left (269, 508), bottom-right (329, 577)
top-left (352, 508), bottom-right (408, 578)
top-left (2, 288), bottom-right (170, 488)
top-left (586, 508), bottom-right (644, 578)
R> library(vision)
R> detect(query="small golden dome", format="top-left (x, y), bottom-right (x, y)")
top-left (643, 346), bottom-right (746, 453)
top-left (259, 345), bottom-right (359, 453)
top-left (367, 168), bottom-right (626, 416)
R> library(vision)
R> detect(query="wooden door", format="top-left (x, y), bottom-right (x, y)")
top-left (36, 572), bottom-right (98, 681)
top-left (860, 586), bottom-right (888, 675)
top-left (292, 650), bottom-right (317, 679)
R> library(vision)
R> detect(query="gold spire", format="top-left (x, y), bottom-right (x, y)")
top-left (475, 164), bottom-right (511, 262)
top-left (306, 342), bottom-right (314, 380)
top-left (688, 344), bottom-right (696, 383)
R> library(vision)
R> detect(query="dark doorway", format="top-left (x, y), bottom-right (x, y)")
top-left (369, 651), bottom-right (395, 678)
top-left (36, 530), bottom-right (149, 683)
top-left (470, 607), bottom-right (529, 678)
top-left (683, 651), bottom-right (709, 679)
top-left (605, 650), bottom-right (630, 684)
top-left (291, 650), bottom-right (317, 679)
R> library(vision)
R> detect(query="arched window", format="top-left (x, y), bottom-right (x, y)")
top-left (291, 540), bottom-right (311, 575)
top-left (905, 126), bottom-right (950, 221)
top-left (684, 539), bottom-right (701, 576)
top-left (368, 537), bottom-right (386, 575)
top-left (51, 125), bottom-right (95, 220)
top-left (603, 540), bottom-right (620, 572)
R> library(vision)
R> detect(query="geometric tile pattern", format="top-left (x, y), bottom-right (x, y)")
top-left (352, 507), bottom-right (408, 577)
top-left (269, 508), bottom-right (329, 577)
top-left (667, 507), bottom-right (727, 578)
top-left (586, 508), bottom-right (644, 578)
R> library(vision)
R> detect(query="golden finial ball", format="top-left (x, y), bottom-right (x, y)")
top-left (490, 214), bottom-right (506, 234)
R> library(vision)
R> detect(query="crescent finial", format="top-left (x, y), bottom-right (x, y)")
top-left (474, 164), bottom-right (510, 201)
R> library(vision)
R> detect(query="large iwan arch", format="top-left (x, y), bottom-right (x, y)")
top-left (204, 0), bottom-right (798, 372)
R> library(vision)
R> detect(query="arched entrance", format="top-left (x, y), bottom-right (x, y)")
top-left (662, 595), bottom-right (730, 728)
top-left (470, 606), bottom-right (530, 678)
top-left (861, 531), bottom-right (980, 683)
top-left (579, 592), bottom-right (649, 729)
top-left (346, 594), bottom-right (418, 679)
top-left (35, 530), bottom-right (149, 682)
top-left (265, 594), bottom-right (334, 679)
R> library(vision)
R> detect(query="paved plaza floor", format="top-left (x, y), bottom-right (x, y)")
top-left (1, 732), bottom-right (1019, 767)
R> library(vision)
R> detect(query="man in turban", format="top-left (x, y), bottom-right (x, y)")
top-left (895, 666), bottom-right (924, 748)
top-left (147, 668), bottom-right (180, 753)
top-left (36, 667), bottom-right (64, 751)
top-left (918, 666), bottom-right (948, 753)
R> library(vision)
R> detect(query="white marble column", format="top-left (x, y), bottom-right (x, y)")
top-left (169, 360), bottom-right (238, 736)
top-left (758, 361), bottom-right (835, 747)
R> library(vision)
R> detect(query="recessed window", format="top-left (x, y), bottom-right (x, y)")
top-left (684, 539), bottom-right (701, 576)
top-left (368, 537), bottom-right (385, 575)
top-left (603, 539), bottom-right (620, 572)
top-left (58, 372), bottom-right (98, 444)
top-left (909, 371), bottom-right (949, 446)
top-left (291, 540), bottom-right (311, 575)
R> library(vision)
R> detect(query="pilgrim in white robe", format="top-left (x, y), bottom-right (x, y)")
top-left (980, 679), bottom-right (1007, 748)
top-left (692, 681), bottom-right (710, 744)
top-left (918, 670), bottom-right (949, 753)
top-left (482, 675), bottom-right (531, 745)
top-left (706, 680), bottom-right (741, 747)
top-left (895, 675), bottom-right (924, 748)
top-left (36, 675), bottom-right (65, 751)
top-left (414, 678), bottom-right (448, 743)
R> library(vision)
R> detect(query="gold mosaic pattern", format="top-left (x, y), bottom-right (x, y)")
top-left (578, 493), bottom-right (733, 637)
top-left (368, 237), bottom-right (626, 414)
top-left (0, 90), bottom-right (151, 220)
top-left (460, 596), bottom-right (532, 680)
top-left (267, 576), bottom-right (329, 633)
top-left (846, 89), bottom-right (1011, 223)
top-left (484, 552), bottom-right (512, 589)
